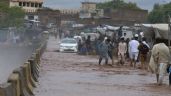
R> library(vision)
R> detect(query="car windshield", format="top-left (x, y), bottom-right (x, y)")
top-left (61, 39), bottom-right (77, 44)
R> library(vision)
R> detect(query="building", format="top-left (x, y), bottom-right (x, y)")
top-left (81, 2), bottom-right (96, 12)
top-left (9, 0), bottom-right (43, 13)
top-left (60, 9), bottom-right (80, 15)
top-left (38, 8), bottom-right (61, 27)
top-left (104, 8), bottom-right (148, 25)
top-left (78, 1), bottom-right (148, 25)
top-left (79, 2), bottom-right (97, 19)
top-left (8, 0), bottom-right (43, 21)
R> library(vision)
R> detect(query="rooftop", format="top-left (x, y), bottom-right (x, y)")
top-left (11, 0), bottom-right (43, 3)
top-left (81, 2), bottom-right (97, 4)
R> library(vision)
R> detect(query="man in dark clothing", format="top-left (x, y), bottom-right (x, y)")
top-left (138, 37), bottom-right (150, 69)
top-left (86, 35), bottom-right (91, 53)
top-left (107, 38), bottom-right (114, 65)
top-left (77, 39), bottom-right (82, 53)
top-left (167, 65), bottom-right (171, 85)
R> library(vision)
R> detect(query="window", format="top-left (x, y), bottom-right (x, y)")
top-left (27, 2), bottom-right (30, 7)
top-left (31, 3), bottom-right (34, 7)
top-left (19, 2), bottom-right (22, 6)
top-left (23, 2), bottom-right (26, 6)
top-left (35, 3), bottom-right (38, 8)
top-left (39, 3), bottom-right (42, 8)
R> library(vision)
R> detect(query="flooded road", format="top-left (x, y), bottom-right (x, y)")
top-left (35, 37), bottom-right (171, 96)
top-left (0, 45), bottom-right (36, 84)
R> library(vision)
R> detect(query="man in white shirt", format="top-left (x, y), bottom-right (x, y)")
top-left (129, 34), bottom-right (140, 68)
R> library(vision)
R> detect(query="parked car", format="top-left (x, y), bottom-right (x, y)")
top-left (59, 38), bottom-right (78, 52)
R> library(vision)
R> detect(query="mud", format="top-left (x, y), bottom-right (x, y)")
top-left (34, 37), bottom-right (171, 96)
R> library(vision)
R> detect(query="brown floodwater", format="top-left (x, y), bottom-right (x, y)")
top-left (34, 37), bottom-right (171, 96)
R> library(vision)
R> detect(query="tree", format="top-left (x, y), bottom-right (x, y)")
top-left (0, 2), bottom-right (25, 28)
top-left (7, 7), bottom-right (25, 27)
top-left (126, 2), bottom-right (140, 9)
top-left (148, 2), bottom-right (171, 23)
top-left (148, 10), bottom-right (164, 23)
top-left (97, 0), bottom-right (141, 10)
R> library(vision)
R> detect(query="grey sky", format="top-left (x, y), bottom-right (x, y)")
top-left (43, 0), bottom-right (171, 10)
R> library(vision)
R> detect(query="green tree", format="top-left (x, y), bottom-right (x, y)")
top-left (0, 2), bottom-right (25, 28)
top-left (148, 2), bottom-right (171, 23)
top-left (126, 2), bottom-right (140, 9)
top-left (97, 0), bottom-right (141, 10)
top-left (148, 10), bottom-right (164, 23)
top-left (7, 7), bottom-right (25, 27)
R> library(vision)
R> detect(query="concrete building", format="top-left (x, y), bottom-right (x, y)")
top-left (60, 9), bottom-right (80, 14)
top-left (81, 2), bottom-right (96, 12)
top-left (78, 1), bottom-right (148, 25)
top-left (104, 8), bottom-right (148, 25)
top-left (77, 8), bottom-right (148, 26)
top-left (9, 0), bottom-right (43, 13)
top-left (38, 8), bottom-right (61, 27)
top-left (80, 2), bottom-right (97, 19)
top-left (9, 0), bottom-right (43, 21)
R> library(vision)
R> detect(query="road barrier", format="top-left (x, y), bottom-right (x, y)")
top-left (26, 62), bottom-right (36, 87)
top-left (28, 59), bottom-right (39, 82)
top-left (13, 68), bottom-right (32, 96)
top-left (7, 73), bottom-right (20, 96)
top-left (0, 36), bottom-right (48, 96)
top-left (0, 83), bottom-right (14, 96)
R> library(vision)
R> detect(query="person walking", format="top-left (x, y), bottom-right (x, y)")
top-left (149, 38), bottom-right (171, 85)
top-left (98, 38), bottom-right (109, 65)
top-left (138, 37), bottom-right (150, 69)
top-left (107, 38), bottom-right (114, 65)
top-left (167, 65), bottom-right (171, 85)
top-left (128, 34), bottom-right (140, 68)
top-left (125, 38), bottom-right (130, 60)
top-left (85, 35), bottom-right (91, 54)
top-left (77, 39), bottom-right (82, 53)
top-left (118, 37), bottom-right (127, 65)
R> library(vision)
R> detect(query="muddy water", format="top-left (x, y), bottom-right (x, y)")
top-left (35, 37), bottom-right (171, 96)
top-left (0, 45), bottom-right (36, 84)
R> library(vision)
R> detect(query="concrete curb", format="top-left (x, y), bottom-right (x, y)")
top-left (8, 73), bottom-right (20, 96)
top-left (13, 68), bottom-right (33, 96)
top-left (21, 64), bottom-right (34, 95)
top-left (0, 83), bottom-right (14, 96)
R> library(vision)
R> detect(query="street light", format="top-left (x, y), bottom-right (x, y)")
top-left (165, 10), bottom-right (171, 46)
top-left (168, 14), bottom-right (171, 46)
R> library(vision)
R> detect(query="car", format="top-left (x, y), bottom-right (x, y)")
top-left (59, 38), bottom-right (78, 52)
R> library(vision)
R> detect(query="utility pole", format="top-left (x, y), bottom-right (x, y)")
top-left (168, 14), bottom-right (171, 46)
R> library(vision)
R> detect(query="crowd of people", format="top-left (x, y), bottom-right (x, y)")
top-left (76, 33), bottom-right (171, 86)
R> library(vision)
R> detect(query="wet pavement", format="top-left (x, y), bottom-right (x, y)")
top-left (0, 45), bottom-right (36, 84)
top-left (35, 37), bottom-right (171, 96)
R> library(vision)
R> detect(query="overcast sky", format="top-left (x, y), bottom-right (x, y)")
top-left (43, 0), bottom-right (171, 11)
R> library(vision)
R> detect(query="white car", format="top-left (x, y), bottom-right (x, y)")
top-left (59, 38), bottom-right (78, 52)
